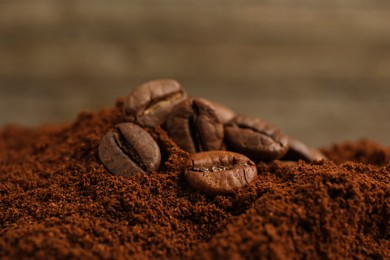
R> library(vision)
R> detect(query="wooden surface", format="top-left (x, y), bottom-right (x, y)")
top-left (1, 1), bottom-right (390, 146)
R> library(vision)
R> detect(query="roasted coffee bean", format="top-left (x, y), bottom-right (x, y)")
top-left (98, 123), bottom-right (161, 177)
top-left (166, 98), bottom-right (224, 153)
top-left (225, 115), bottom-right (288, 162)
top-left (282, 137), bottom-right (327, 162)
top-left (310, 148), bottom-right (327, 161)
top-left (282, 137), bottom-right (328, 162)
top-left (211, 101), bottom-right (236, 124)
top-left (124, 79), bottom-right (187, 127)
top-left (184, 151), bottom-right (257, 195)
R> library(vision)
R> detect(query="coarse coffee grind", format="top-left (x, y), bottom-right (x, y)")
top-left (0, 80), bottom-right (389, 259)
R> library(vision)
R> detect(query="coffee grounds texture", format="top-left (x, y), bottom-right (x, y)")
top-left (0, 100), bottom-right (389, 259)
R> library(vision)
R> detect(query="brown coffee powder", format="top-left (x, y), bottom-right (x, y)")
top-left (0, 100), bottom-right (389, 259)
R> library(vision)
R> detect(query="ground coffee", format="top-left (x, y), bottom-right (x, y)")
top-left (0, 99), bottom-right (389, 259)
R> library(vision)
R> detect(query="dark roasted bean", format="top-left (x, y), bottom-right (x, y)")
top-left (166, 98), bottom-right (224, 153)
top-left (123, 79), bottom-right (187, 127)
top-left (281, 137), bottom-right (327, 162)
top-left (225, 115), bottom-right (288, 162)
top-left (184, 151), bottom-right (257, 195)
top-left (98, 123), bottom-right (161, 177)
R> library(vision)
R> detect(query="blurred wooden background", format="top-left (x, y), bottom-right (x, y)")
top-left (1, 1), bottom-right (390, 146)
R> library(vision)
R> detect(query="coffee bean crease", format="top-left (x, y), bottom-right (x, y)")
top-left (113, 131), bottom-right (147, 172)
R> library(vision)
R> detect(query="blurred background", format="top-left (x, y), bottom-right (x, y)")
top-left (1, 1), bottom-right (390, 147)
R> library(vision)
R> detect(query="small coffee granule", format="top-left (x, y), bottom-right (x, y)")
top-left (0, 100), bottom-right (389, 259)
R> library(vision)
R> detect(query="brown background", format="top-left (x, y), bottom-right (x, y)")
top-left (1, 1), bottom-right (390, 146)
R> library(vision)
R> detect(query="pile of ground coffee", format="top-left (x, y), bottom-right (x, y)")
top-left (0, 99), bottom-right (389, 259)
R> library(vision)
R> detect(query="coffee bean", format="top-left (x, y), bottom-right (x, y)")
top-left (281, 137), bottom-right (327, 162)
top-left (225, 115), bottom-right (288, 162)
top-left (124, 79), bottom-right (187, 127)
top-left (98, 123), bottom-right (161, 177)
top-left (211, 101), bottom-right (236, 124)
top-left (166, 98), bottom-right (224, 153)
top-left (310, 148), bottom-right (327, 161)
top-left (184, 151), bottom-right (257, 195)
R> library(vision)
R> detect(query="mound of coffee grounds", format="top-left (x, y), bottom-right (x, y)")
top-left (0, 99), bottom-right (389, 259)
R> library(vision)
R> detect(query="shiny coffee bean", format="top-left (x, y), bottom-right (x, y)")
top-left (184, 151), bottom-right (257, 195)
top-left (166, 98), bottom-right (224, 153)
top-left (98, 123), bottom-right (161, 177)
top-left (225, 115), bottom-right (288, 162)
top-left (123, 79), bottom-right (187, 127)
top-left (211, 101), bottom-right (236, 124)
top-left (281, 137), bottom-right (327, 162)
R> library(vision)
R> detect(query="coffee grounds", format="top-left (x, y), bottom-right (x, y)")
top-left (0, 100), bottom-right (389, 259)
